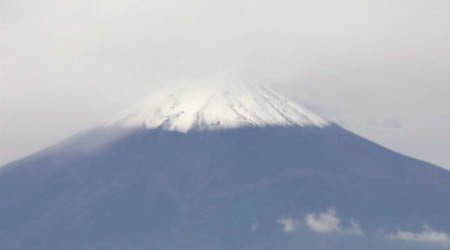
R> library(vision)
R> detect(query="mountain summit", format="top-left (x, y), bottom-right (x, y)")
top-left (108, 84), bottom-right (328, 132)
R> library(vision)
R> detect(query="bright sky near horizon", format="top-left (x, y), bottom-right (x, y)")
top-left (0, 0), bottom-right (448, 168)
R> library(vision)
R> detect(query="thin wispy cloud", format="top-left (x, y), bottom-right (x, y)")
top-left (277, 218), bottom-right (297, 233)
top-left (251, 222), bottom-right (258, 232)
top-left (276, 208), bottom-right (364, 236)
top-left (387, 225), bottom-right (450, 246)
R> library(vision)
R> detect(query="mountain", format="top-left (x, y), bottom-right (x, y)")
top-left (0, 83), bottom-right (449, 250)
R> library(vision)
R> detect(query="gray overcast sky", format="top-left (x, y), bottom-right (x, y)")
top-left (0, 0), bottom-right (449, 169)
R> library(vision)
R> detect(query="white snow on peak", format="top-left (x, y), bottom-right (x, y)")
top-left (108, 82), bottom-right (329, 132)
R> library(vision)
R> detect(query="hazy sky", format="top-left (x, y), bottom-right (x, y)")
top-left (0, 0), bottom-right (448, 168)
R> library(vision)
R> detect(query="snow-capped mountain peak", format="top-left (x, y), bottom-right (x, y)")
top-left (108, 83), bottom-right (329, 132)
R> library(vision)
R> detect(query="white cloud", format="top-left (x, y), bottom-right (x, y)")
top-left (305, 208), bottom-right (341, 233)
top-left (277, 218), bottom-right (297, 233)
top-left (305, 208), bottom-right (364, 236)
top-left (388, 225), bottom-right (450, 246)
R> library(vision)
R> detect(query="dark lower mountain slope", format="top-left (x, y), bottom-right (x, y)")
top-left (0, 125), bottom-right (449, 250)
